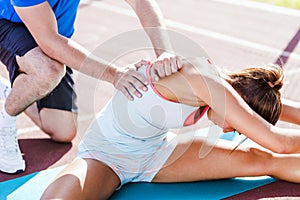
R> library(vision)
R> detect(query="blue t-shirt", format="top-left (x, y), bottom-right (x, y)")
top-left (0, 0), bottom-right (80, 38)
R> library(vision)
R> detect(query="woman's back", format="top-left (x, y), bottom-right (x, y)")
top-left (100, 65), bottom-right (206, 139)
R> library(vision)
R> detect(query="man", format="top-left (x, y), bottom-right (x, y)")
top-left (0, 0), bottom-right (181, 174)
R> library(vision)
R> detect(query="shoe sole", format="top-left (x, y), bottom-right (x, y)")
top-left (0, 169), bottom-right (24, 174)
top-left (0, 159), bottom-right (26, 174)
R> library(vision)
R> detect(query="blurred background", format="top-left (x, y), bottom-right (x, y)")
top-left (0, 0), bottom-right (299, 172)
top-left (73, 0), bottom-right (300, 134)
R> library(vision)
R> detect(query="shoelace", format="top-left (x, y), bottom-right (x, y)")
top-left (0, 127), bottom-right (19, 154)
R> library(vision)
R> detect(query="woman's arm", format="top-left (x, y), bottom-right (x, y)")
top-left (280, 99), bottom-right (300, 125)
top-left (154, 59), bottom-right (300, 154)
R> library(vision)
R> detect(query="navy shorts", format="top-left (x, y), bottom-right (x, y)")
top-left (0, 19), bottom-right (78, 112)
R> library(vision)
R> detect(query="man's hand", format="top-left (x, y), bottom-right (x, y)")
top-left (114, 53), bottom-right (183, 101)
top-left (113, 65), bottom-right (148, 101)
top-left (150, 52), bottom-right (183, 82)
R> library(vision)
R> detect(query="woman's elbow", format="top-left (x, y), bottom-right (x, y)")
top-left (271, 144), bottom-right (288, 154)
top-left (270, 140), bottom-right (294, 154)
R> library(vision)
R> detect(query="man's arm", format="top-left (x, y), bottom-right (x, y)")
top-left (14, 2), bottom-right (148, 100)
top-left (125, 0), bottom-right (183, 81)
top-left (125, 0), bottom-right (172, 57)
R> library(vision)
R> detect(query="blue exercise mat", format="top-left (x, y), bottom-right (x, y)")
top-left (111, 177), bottom-right (275, 200)
top-left (0, 172), bottom-right (37, 200)
top-left (0, 166), bottom-right (275, 200)
top-left (1, 166), bottom-right (65, 200)
top-left (0, 129), bottom-right (276, 200)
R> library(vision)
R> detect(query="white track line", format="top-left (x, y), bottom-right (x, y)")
top-left (285, 68), bottom-right (300, 75)
top-left (213, 0), bottom-right (300, 17)
top-left (82, 1), bottom-right (300, 61)
top-left (17, 126), bottom-right (40, 135)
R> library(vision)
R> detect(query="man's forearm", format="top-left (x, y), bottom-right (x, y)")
top-left (126, 0), bottom-right (173, 57)
top-left (44, 34), bottom-right (118, 83)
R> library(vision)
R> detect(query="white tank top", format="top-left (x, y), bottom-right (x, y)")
top-left (105, 62), bottom-right (209, 140)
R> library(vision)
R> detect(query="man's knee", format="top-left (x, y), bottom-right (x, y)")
top-left (48, 124), bottom-right (77, 143)
top-left (40, 109), bottom-right (78, 143)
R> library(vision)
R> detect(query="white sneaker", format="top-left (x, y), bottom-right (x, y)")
top-left (0, 76), bottom-right (10, 100)
top-left (0, 127), bottom-right (25, 174)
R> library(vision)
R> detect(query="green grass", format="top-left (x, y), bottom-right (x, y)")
top-left (254, 0), bottom-right (300, 10)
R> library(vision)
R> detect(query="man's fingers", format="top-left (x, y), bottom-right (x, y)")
top-left (149, 54), bottom-right (184, 81)
top-left (154, 60), bottom-right (166, 79)
top-left (152, 74), bottom-right (159, 82)
top-left (150, 65), bottom-right (160, 82)
top-left (163, 58), bottom-right (172, 76)
top-left (170, 57), bottom-right (178, 73)
top-left (127, 82), bottom-right (142, 98)
top-left (114, 67), bottom-right (149, 101)
top-left (115, 55), bottom-right (184, 101)
top-left (176, 56), bottom-right (183, 69)
top-left (119, 87), bottom-right (134, 101)
top-left (130, 75), bottom-right (148, 92)
top-left (131, 69), bottom-right (148, 88)
top-left (122, 72), bottom-right (147, 99)
top-left (135, 59), bottom-right (149, 69)
top-left (117, 81), bottom-right (142, 101)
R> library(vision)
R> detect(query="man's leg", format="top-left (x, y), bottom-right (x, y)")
top-left (24, 67), bottom-right (78, 142)
top-left (5, 47), bottom-right (65, 116)
top-left (25, 105), bottom-right (77, 142)
top-left (1, 51), bottom-right (77, 173)
top-left (0, 19), bottom-right (67, 173)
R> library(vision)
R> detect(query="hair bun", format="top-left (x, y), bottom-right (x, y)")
top-left (266, 64), bottom-right (283, 90)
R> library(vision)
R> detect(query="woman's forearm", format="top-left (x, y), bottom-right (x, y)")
top-left (216, 82), bottom-right (300, 154)
top-left (280, 98), bottom-right (300, 125)
top-left (183, 65), bottom-right (295, 154)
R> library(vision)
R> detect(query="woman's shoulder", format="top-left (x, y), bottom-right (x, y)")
top-left (180, 57), bottom-right (221, 80)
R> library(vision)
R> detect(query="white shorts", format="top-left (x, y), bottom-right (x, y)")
top-left (77, 111), bottom-right (178, 189)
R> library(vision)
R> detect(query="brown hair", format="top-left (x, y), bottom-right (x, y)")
top-left (225, 64), bottom-right (283, 125)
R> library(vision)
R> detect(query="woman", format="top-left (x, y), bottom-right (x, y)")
top-left (42, 57), bottom-right (300, 199)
